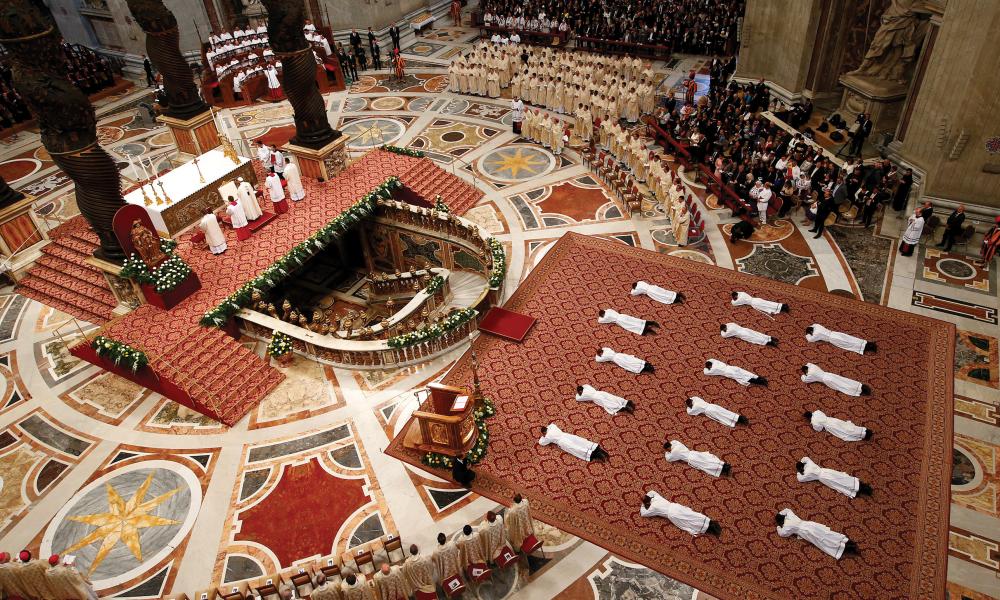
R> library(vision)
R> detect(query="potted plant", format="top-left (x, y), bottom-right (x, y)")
top-left (267, 331), bottom-right (294, 366)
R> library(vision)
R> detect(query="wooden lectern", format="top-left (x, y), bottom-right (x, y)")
top-left (407, 382), bottom-right (478, 457)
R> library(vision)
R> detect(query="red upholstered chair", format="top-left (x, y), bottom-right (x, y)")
top-left (441, 574), bottom-right (466, 598)
top-left (494, 545), bottom-right (518, 569)
top-left (466, 562), bottom-right (492, 583)
top-left (520, 534), bottom-right (543, 555)
top-left (415, 591), bottom-right (438, 600)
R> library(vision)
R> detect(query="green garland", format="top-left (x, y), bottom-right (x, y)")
top-left (382, 144), bottom-right (425, 158)
top-left (421, 397), bottom-right (496, 468)
top-left (200, 177), bottom-right (401, 327)
top-left (433, 194), bottom-right (450, 213)
top-left (424, 274), bottom-right (444, 294)
top-left (486, 237), bottom-right (506, 288)
top-left (91, 335), bottom-right (149, 372)
top-left (386, 308), bottom-right (477, 348)
top-left (267, 331), bottom-right (293, 357)
top-left (119, 239), bottom-right (192, 293)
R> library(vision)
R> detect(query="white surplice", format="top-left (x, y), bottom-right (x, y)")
top-left (598, 309), bottom-right (646, 335)
top-left (801, 363), bottom-right (864, 396)
top-left (806, 323), bottom-right (867, 355)
top-left (596, 347), bottom-right (646, 374)
top-left (226, 202), bottom-right (248, 228)
top-left (640, 490), bottom-right (710, 536)
top-left (810, 409), bottom-right (867, 442)
top-left (666, 440), bottom-right (724, 477)
top-left (630, 280), bottom-right (678, 304)
top-left (265, 173), bottom-right (285, 201)
top-left (538, 423), bottom-right (597, 461)
top-left (776, 508), bottom-right (849, 559)
top-left (576, 384), bottom-right (628, 415)
top-left (284, 162), bottom-right (305, 201)
top-left (236, 179), bottom-right (263, 220)
top-left (199, 213), bottom-right (227, 254)
top-left (703, 359), bottom-right (758, 386)
top-left (721, 323), bottom-right (771, 346)
top-left (797, 456), bottom-right (860, 498)
top-left (731, 291), bottom-right (784, 315)
top-left (686, 396), bottom-right (739, 427)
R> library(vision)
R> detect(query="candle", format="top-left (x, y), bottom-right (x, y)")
top-left (138, 157), bottom-right (150, 181)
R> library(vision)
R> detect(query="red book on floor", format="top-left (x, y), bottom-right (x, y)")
top-left (478, 307), bottom-right (537, 342)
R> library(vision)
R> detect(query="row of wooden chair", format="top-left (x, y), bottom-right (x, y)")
top-left (584, 147), bottom-right (646, 218)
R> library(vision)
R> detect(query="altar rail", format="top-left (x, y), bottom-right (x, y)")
top-left (369, 268), bottom-right (440, 299)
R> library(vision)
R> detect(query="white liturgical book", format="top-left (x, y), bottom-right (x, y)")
top-left (452, 395), bottom-right (469, 411)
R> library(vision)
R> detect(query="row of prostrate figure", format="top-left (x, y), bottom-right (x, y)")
top-left (537, 284), bottom-right (878, 561)
top-left (0, 551), bottom-right (98, 600)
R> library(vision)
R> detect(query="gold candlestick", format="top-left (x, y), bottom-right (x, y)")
top-left (140, 183), bottom-right (153, 206)
top-left (156, 180), bottom-right (171, 204)
top-left (148, 181), bottom-right (164, 206)
top-left (193, 156), bottom-right (205, 183)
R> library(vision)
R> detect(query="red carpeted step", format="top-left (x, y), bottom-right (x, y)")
top-left (16, 283), bottom-right (110, 324)
top-left (41, 242), bottom-right (93, 266)
top-left (55, 235), bottom-right (100, 257)
top-left (35, 254), bottom-right (111, 289)
top-left (29, 264), bottom-right (118, 307)
top-left (18, 275), bottom-right (116, 320)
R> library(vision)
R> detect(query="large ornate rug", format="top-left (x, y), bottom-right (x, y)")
top-left (386, 232), bottom-right (952, 599)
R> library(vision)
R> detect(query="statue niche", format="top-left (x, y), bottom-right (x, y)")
top-left (847, 0), bottom-right (930, 84)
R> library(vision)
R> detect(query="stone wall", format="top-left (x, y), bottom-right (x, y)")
top-left (735, 0), bottom-right (823, 99)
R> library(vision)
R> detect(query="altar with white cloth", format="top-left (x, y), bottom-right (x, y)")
top-left (124, 149), bottom-right (257, 237)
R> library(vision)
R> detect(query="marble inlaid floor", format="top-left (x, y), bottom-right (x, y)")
top-left (1, 15), bottom-right (998, 600)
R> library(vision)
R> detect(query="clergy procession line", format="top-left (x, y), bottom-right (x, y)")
top-left (535, 285), bottom-right (880, 560)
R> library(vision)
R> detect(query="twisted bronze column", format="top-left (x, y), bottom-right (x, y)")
top-left (125, 0), bottom-right (209, 120)
top-left (258, 0), bottom-right (340, 149)
top-left (0, 176), bottom-right (26, 209)
top-left (0, 0), bottom-right (125, 260)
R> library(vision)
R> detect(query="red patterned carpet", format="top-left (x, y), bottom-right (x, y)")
top-left (387, 233), bottom-right (952, 600)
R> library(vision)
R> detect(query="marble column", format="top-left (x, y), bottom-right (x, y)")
top-left (735, 0), bottom-right (824, 101)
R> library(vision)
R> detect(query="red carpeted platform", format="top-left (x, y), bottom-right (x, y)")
top-left (478, 306), bottom-right (536, 341)
top-left (387, 232), bottom-right (952, 600)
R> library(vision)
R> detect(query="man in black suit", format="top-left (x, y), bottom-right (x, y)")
top-left (810, 189), bottom-right (835, 238)
top-left (372, 42), bottom-right (382, 70)
top-left (937, 205), bottom-right (966, 251)
top-left (356, 46), bottom-right (368, 71)
top-left (367, 27), bottom-right (377, 58)
top-left (345, 48), bottom-right (359, 80)
top-left (892, 168), bottom-right (913, 211)
top-left (830, 175), bottom-right (849, 207)
top-left (349, 28), bottom-right (362, 54)
top-left (389, 25), bottom-right (401, 51)
top-left (850, 112), bottom-right (872, 157)
top-left (142, 55), bottom-right (155, 87)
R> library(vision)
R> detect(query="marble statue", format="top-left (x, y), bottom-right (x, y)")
top-left (849, 0), bottom-right (928, 83)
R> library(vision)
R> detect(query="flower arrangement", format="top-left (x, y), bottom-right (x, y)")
top-left (267, 331), bottom-right (293, 357)
top-left (386, 308), bottom-right (477, 348)
top-left (201, 177), bottom-right (401, 327)
top-left (382, 144), bottom-right (425, 158)
top-left (433, 195), bottom-right (450, 214)
top-left (486, 237), bottom-right (506, 288)
top-left (91, 335), bottom-right (149, 372)
top-left (119, 239), bottom-right (192, 293)
top-left (424, 274), bottom-right (444, 294)
top-left (421, 396), bottom-right (496, 468)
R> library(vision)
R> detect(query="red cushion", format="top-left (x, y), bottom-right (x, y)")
top-left (466, 562), bottom-right (491, 583)
top-left (520, 534), bottom-right (542, 554)
top-left (415, 592), bottom-right (437, 600)
top-left (494, 545), bottom-right (517, 568)
top-left (441, 574), bottom-right (465, 597)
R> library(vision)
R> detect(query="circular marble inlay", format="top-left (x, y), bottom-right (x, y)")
top-left (41, 460), bottom-right (201, 589)
top-left (0, 158), bottom-right (40, 183)
top-left (735, 244), bottom-right (817, 285)
top-left (97, 126), bottom-right (125, 145)
top-left (442, 99), bottom-right (470, 114)
top-left (148, 132), bottom-right (175, 147)
top-left (477, 145), bottom-right (555, 183)
top-left (370, 97), bottom-right (405, 111)
top-left (407, 97), bottom-right (434, 112)
top-left (441, 130), bottom-right (465, 143)
top-left (34, 146), bottom-right (52, 162)
top-left (350, 76), bottom-right (378, 93)
top-left (117, 143), bottom-right (146, 157)
top-left (423, 75), bottom-right (448, 93)
top-left (936, 257), bottom-right (976, 280)
top-left (668, 249), bottom-right (713, 264)
top-left (342, 97), bottom-right (368, 113)
top-left (341, 118), bottom-right (405, 149)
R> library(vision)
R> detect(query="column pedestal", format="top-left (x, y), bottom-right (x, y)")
top-left (837, 74), bottom-right (909, 138)
top-left (157, 110), bottom-right (221, 157)
top-left (283, 136), bottom-right (348, 182)
top-left (0, 194), bottom-right (48, 281)
top-left (86, 256), bottom-right (144, 316)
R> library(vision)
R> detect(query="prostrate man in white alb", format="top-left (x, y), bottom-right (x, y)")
top-left (775, 508), bottom-right (857, 560)
top-left (703, 359), bottom-right (767, 386)
top-left (665, 440), bottom-right (730, 477)
top-left (686, 396), bottom-right (749, 427)
top-left (801, 363), bottom-right (871, 396)
top-left (804, 410), bottom-right (872, 442)
top-left (596, 347), bottom-right (654, 374)
top-left (731, 291), bottom-right (788, 315)
top-left (720, 322), bottom-right (776, 346)
top-left (796, 457), bottom-right (872, 498)
top-left (806, 324), bottom-right (876, 354)
top-left (631, 281), bottom-right (685, 304)
top-left (576, 384), bottom-right (635, 414)
top-left (640, 490), bottom-right (721, 536)
top-left (598, 308), bottom-right (659, 335)
top-left (538, 423), bottom-right (609, 461)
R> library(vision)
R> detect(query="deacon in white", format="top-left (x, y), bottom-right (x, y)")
top-left (236, 177), bottom-right (263, 220)
top-left (538, 423), bottom-right (608, 461)
top-left (703, 359), bottom-right (767, 386)
top-left (796, 456), bottom-right (872, 498)
top-left (596, 347), bottom-right (654, 374)
top-left (665, 440), bottom-right (730, 477)
top-left (731, 291), bottom-right (788, 315)
top-left (199, 208), bottom-right (227, 254)
top-left (720, 322), bottom-right (776, 346)
top-left (631, 280), bottom-right (685, 304)
top-left (804, 410), bottom-right (872, 442)
top-left (801, 363), bottom-right (871, 396)
top-left (284, 161), bottom-right (305, 201)
top-left (598, 309), bottom-right (659, 336)
top-left (806, 324), bottom-right (876, 354)
top-left (686, 396), bottom-right (748, 427)
top-left (255, 142), bottom-right (270, 166)
top-left (775, 508), bottom-right (856, 560)
top-left (640, 490), bottom-right (720, 536)
top-left (575, 384), bottom-right (634, 414)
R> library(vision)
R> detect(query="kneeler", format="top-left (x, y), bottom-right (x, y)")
top-left (415, 591), bottom-right (438, 600)
top-left (494, 545), bottom-right (518, 568)
top-left (466, 562), bottom-right (492, 583)
top-left (520, 534), bottom-right (543, 555)
top-left (441, 574), bottom-right (465, 598)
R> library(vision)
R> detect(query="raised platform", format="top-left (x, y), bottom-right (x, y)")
top-left (387, 232), bottom-right (952, 599)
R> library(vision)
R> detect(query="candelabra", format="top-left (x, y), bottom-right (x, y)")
top-left (149, 181), bottom-right (164, 206)
top-left (140, 184), bottom-right (153, 207)
top-left (157, 180), bottom-right (171, 204)
top-left (193, 156), bottom-right (205, 183)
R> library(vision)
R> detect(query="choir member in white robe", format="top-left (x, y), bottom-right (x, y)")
top-left (538, 423), bottom-right (608, 461)
top-left (731, 291), bottom-right (788, 314)
top-left (46, 556), bottom-right (98, 600)
top-left (199, 208), bottom-right (227, 254)
top-left (236, 177), bottom-right (262, 220)
top-left (686, 396), bottom-right (748, 427)
top-left (374, 563), bottom-right (407, 600)
top-left (704, 359), bottom-right (767, 386)
top-left (266, 172), bottom-right (288, 214)
top-left (640, 491), bottom-right (720, 536)
top-left (269, 145), bottom-right (286, 177)
top-left (598, 309), bottom-right (658, 335)
top-left (226, 197), bottom-right (250, 241)
top-left (479, 511), bottom-right (509, 562)
top-left (596, 347), bottom-right (654, 373)
top-left (806, 324), bottom-right (876, 354)
top-left (402, 545), bottom-right (437, 596)
top-left (284, 162), bottom-right (305, 201)
top-left (265, 64), bottom-right (282, 100)
top-left (805, 410), bottom-right (872, 441)
top-left (505, 495), bottom-right (535, 550)
top-left (309, 574), bottom-right (339, 600)
top-left (575, 384), bottom-right (634, 414)
top-left (340, 573), bottom-right (372, 600)
top-left (775, 509), bottom-right (856, 559)
top-left (434, 533), bottom-right (463, 586)
top-left (721, 322), bottom-right (776, 346)
top-left (801, 363), bottom-right (871, 396)
top-left (665, 440), bottom-right (729, 477)
top-left (630, 280), bottom-right (685, 304)
top-left (796, 456), bottom-right (872, 498)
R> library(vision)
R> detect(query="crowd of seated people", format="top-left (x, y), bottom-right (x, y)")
top-left (480, 0), bottom-right (742, 55)
top-left (205, 20), bottom-right (332, 85)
